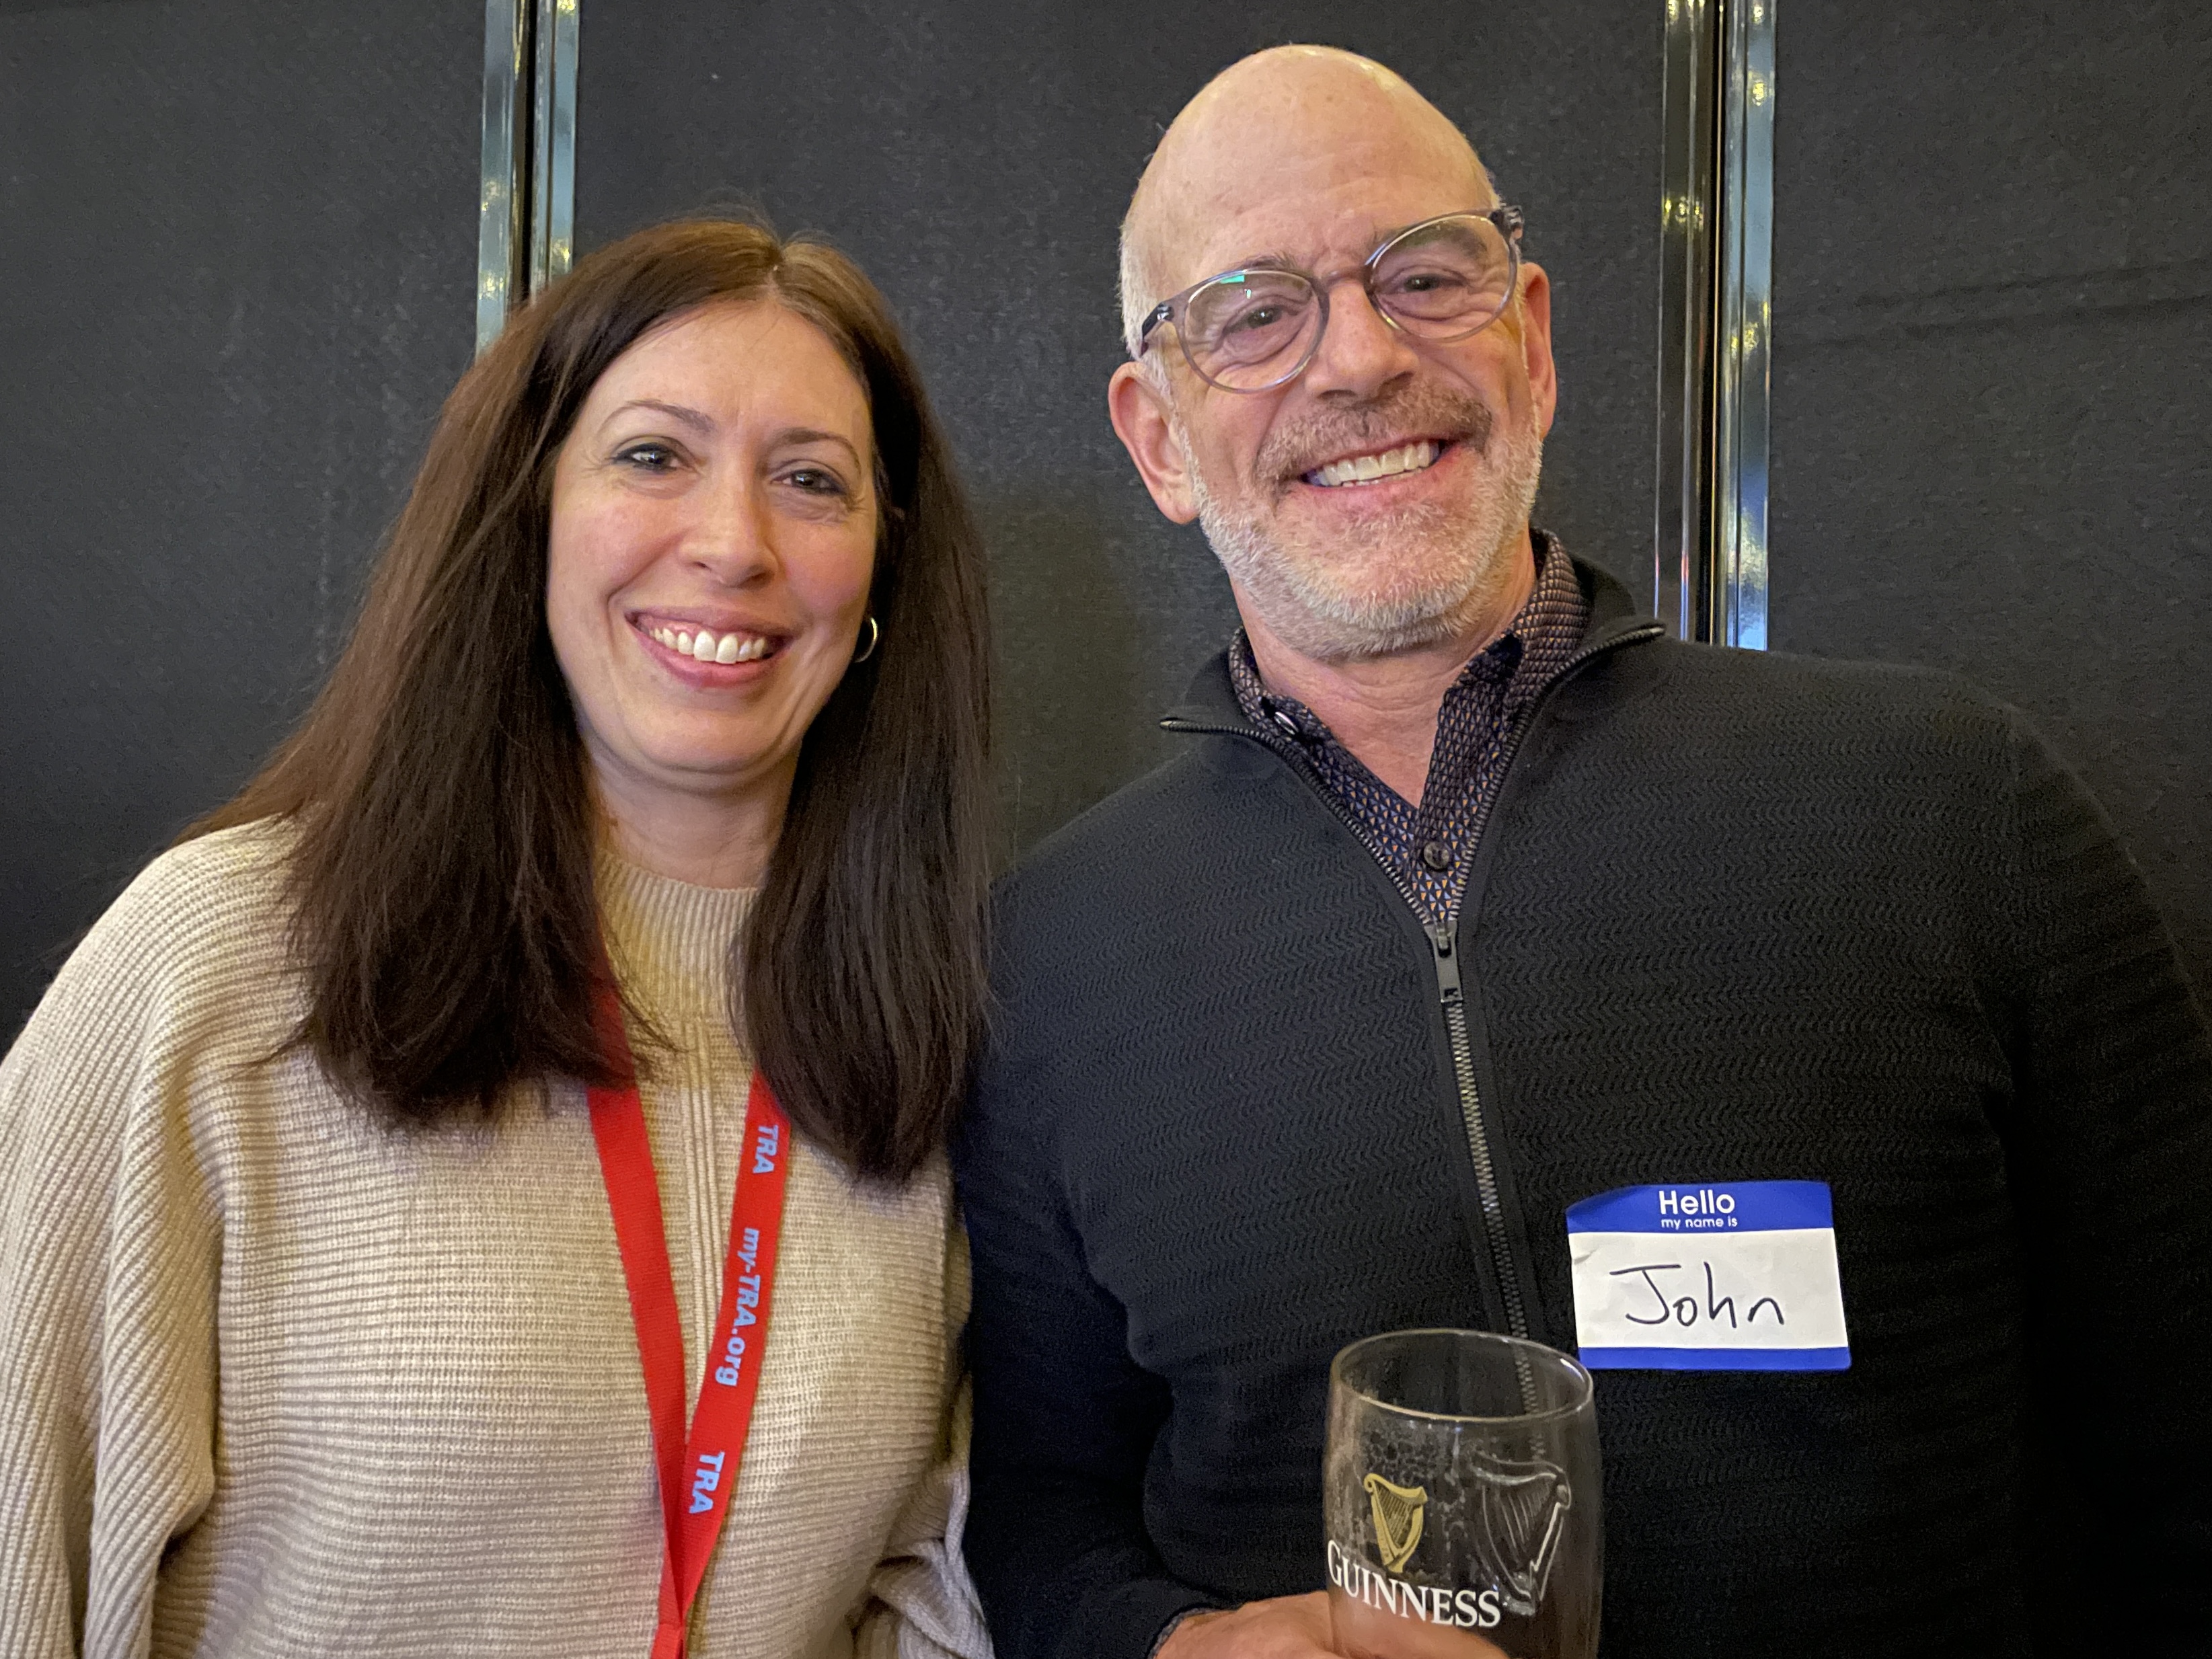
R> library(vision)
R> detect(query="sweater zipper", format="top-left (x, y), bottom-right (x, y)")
top-left (1424, 921), bottom-right (1524, 1334)
top-left (1162, 621), bottom-right (1664, 1342)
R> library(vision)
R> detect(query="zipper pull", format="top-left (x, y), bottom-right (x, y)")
top-left (1430, 927), bottom-right (1463, 1009)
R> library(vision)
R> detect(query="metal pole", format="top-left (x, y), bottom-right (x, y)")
top-left (475, 0), bottom-right (579, 356)
top-left (1652, 0), bottom-right (1774, 647)
top-left (1715, 0), bottom-right (1774, 648)
top-left (1653, 0), bottom-right (1720, 642)
top-left (474, 0), bottom-right (530, 356)
top-left (539, 0), bottom-right (580, 291)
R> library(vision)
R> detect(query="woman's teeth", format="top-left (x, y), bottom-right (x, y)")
top-left (646, 624), bottom-right (772, 664)
top-left (1309, 440), bottom-right (1443, 488)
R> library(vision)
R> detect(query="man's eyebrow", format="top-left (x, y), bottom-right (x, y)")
top-left (1204, 227), bottom-right (1398, 280)
top-left (602, 398), bottom-right (714, 434)
top-left (1212, 249), bottom-right (1305, 276)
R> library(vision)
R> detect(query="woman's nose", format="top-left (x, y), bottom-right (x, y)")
top-left (685, 473), bottom-right (777, 584)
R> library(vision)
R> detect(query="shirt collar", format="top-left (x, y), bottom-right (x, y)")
top-left (1228, 529), bottom-right (1576, 740)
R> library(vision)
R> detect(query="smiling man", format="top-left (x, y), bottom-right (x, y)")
top-left (952, 44), bottom-right (2212, 1659)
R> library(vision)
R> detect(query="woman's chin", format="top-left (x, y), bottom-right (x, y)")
top-left (588, 722), bottom-right (798, 804)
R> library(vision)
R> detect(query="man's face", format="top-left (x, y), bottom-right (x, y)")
top-left (1111, 118), bottom-right (1558, 663)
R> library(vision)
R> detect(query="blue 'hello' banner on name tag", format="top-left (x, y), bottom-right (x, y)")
top-left (1564, 1181), bottom-right (1850, 1371)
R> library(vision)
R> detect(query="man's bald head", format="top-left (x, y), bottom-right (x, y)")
top-left (1118, 46), bottom-right (1496, 356)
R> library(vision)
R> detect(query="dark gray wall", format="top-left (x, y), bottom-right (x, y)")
top-left (22, 2), bottom-right (2193, 1038)
top-left (574, 2), bottom-right (1663, 856)
top-left (0, 0), bottom-right (479, 1034)
top-left (1770, 1), bottom-right (2212, 993)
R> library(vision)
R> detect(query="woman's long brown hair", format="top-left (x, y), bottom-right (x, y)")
top-left (190, 220), bottom-right (991, 1183)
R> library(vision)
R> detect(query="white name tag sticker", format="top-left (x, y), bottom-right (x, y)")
top-left (1564, 1182), bottom-right (1849, 1372)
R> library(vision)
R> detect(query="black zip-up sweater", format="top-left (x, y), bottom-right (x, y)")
top-left (954, 560), bottom-right (2212, 1659)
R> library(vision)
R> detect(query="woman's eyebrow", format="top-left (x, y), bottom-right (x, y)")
top-left (602, 398), bottom-right (714, 434)
top-left (775, 426), bottom-right (864, 466)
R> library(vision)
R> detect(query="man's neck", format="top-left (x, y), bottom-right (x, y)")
top-left (1240, 533), bottom-right (1537, 806)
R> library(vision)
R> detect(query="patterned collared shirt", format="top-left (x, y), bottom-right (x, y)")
top-left (1228, 531), bottom-right (1591, 930)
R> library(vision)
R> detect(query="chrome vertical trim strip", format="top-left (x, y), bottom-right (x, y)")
top-left (1652, 0), bottom-right (1719, 641)
top-left (528, 0), bottom-right (579, 296)
top-left (475, 0), bottom-right (576, 353)
top-left (1651, 0), bottom-right (1775, 647)
top-left (474, 0), bottom-right (529, 355)
top-left (527, 0), bottom-right (554, 295)
top-left (1715, 0), bottom-right (1774, 648)
top-left (544, 0), bottom-right (579, 286)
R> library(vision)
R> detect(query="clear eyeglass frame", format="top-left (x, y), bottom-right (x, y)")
top-left (1137, 204), bottom-right (1526, 394)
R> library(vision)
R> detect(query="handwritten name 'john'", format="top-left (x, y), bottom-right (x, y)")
top-left (1611, 1261), bottom-right (1784, 1329)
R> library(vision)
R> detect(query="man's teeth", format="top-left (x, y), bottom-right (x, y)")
top-left (1309, 440), bottom-right (1443, 488)
top-left (646, 625), bottom-right (772, 664)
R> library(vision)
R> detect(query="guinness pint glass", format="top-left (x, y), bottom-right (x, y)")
top-left (1324, 1330), bottom-right (1601, 1658)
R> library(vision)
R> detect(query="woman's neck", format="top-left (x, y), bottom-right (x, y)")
top-left (589, 753), bottom-right (794, 890)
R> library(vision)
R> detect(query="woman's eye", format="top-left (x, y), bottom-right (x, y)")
top-left (615, 442), bottom-right (680, 472)
top-left (784, 467), bottom-right (847, 496)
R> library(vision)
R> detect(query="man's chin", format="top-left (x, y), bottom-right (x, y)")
top-left (1194, 461), bottom-right (1539, 665)
top-left (1242, 578), bottom-right (1489, 665)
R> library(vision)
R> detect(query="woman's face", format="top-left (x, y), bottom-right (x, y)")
top-left (547, 299), bottom-right (877, 847)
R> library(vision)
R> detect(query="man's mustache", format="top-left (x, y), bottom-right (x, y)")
top-left (1258, 390), bottom-right (1496, 489)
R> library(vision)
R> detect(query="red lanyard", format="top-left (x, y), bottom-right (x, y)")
top-left (588, 991), bottom-right (794, 1659)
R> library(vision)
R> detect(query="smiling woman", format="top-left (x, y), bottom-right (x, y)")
top-left (0, 221), bottom-right (993, 1657)
top-left (206, 223), bottom-right (994, 1178)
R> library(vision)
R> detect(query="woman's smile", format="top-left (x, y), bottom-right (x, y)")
top-left (630, 609), bottom-right (788, 681)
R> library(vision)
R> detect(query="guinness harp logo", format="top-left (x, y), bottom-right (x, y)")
top-left (1468, 1454), bottom-right (1574, 1617)
top-left (1363, 1473), bottom-right (1428, 1574)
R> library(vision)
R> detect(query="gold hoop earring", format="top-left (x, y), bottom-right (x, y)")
top-left (852, 615), bottom-right (881, 663)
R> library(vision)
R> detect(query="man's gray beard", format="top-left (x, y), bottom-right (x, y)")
top-left (1188, 411), bottom-right (1546, 664)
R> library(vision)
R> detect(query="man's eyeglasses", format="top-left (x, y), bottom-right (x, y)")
top-left (1137, 206), bottom-right (1525, 394)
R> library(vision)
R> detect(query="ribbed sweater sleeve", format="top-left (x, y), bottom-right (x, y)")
top-left (0, 848), bottom-right (223, 1659)
top-left (851, 1225), bottom-right (993, 1659)
top-left (956, 1044), bottom-right (1221, 1659)
top-left (1992, 710), bottom-right (2212, 1629)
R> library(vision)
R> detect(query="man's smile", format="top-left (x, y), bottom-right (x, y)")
top-left (1301, 438), bottom-right (1446, 488)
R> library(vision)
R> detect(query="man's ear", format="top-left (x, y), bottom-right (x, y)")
top-left (1108, 361), bottom-right (1200, 525)
top-left (1515, 261), bottom-right (1559, 438)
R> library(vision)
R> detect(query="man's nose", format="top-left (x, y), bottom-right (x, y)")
top-left (1300, 276), bottom-right (1421, 400)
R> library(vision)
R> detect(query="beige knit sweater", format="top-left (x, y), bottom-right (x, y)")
top-left (0, 822), bottom-right (991, 1659)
